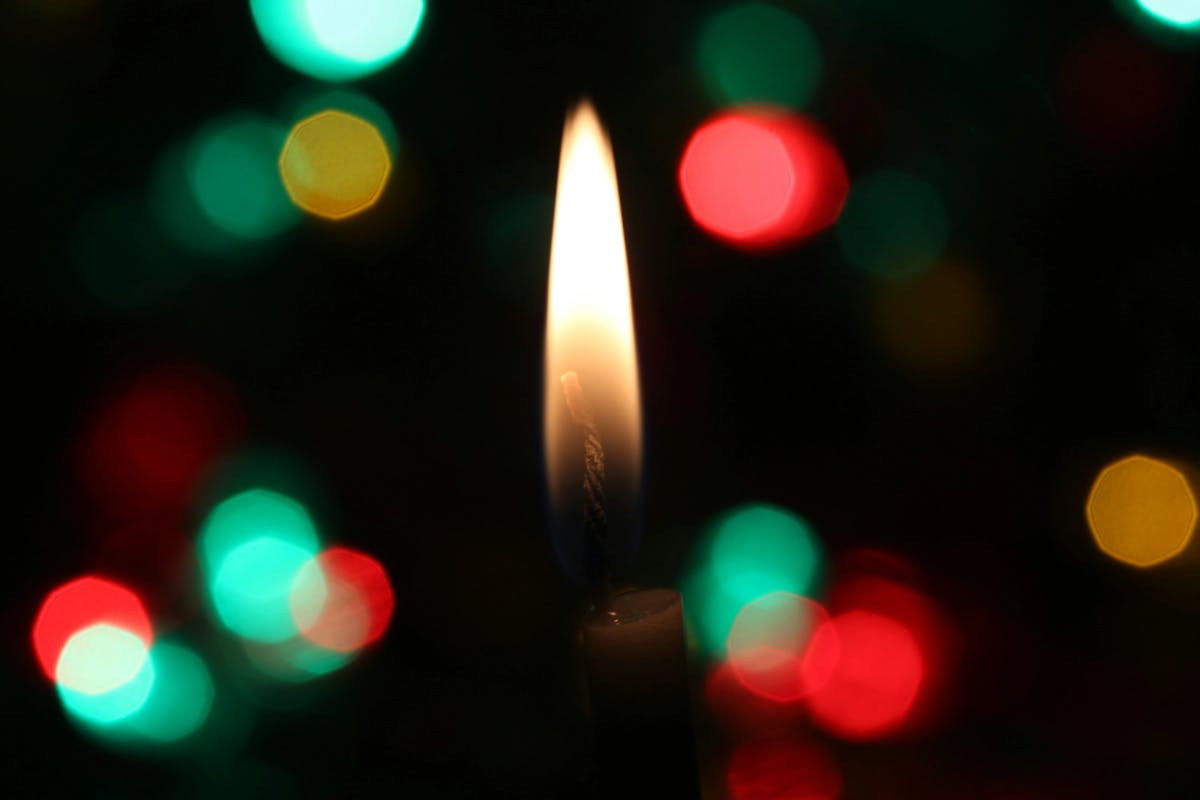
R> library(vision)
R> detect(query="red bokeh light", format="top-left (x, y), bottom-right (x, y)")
top-left (78, 362), bottom-right (244, 518)
top-left (804, 610), bottom-right (925, 741)
top-left (727, 737), bottom-right (842, 800)
top-left (727, 593), bottom-right (838, 703)
top-left (705, 659), bottom-right (808, 738)
top-left (294, 547), bottom-right (394, 653)
top-left (31, 576), bottom-right (153, 681)
top-left (1058, 28), bottom-right (1181, 153)
top-left (678, 108), bottom-right (848, 251)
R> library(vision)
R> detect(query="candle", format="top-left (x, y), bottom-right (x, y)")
top-left (543, 100), bottom-right (699, 798)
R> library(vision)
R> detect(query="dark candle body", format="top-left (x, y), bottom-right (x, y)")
top-left (582, 588), bottom-right (700, 799)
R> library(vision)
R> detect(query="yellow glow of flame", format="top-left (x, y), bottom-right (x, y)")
top-left (543, 101), bottom-right (642, 563)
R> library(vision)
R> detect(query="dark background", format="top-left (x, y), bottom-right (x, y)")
top-left (4, 0), bottom-right (1200, 797)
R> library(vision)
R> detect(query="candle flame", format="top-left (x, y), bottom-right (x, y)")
top-left (543, 100), bottom-right (643, 583)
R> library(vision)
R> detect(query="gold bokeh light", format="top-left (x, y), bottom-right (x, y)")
top-left (279, 110), bottom-right (391, 220)
top-left (1086, 454), bottom-right (1197, 568)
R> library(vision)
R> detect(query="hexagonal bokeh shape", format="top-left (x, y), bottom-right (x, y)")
top-left (1086, 454), bottom-right (1197, 567)
top-left (279, 110), bottom-right (391, 221)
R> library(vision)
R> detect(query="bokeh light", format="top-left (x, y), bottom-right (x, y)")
top-left (79, 363), bottom-right (243, 519)
top-left (836, 169), bottom-right (948, 279)
top-left (241, 635), bottom-right (354, 683)
top-left (726, 591), bottom-right (837, 703)
top-left (873, 261), bottom-right (992, 374)
top-left (284, 87), bottom-right (400, 158)
top-left (55, 624), bottom-right (150, 696)
top-left (291, 547), bottom-right (394, 653)
top-left (727, 737), bottom-right (842, 800)
top-left (57, 625), bottom-right (155, 726)
top-left (681, 504), bottom-right (825, 655)
top-left (185, 114), bottom-right (299, 241)
top-left (33, 576), bottom-right (153, 682)
top-left (695, 3), bottom-right (822, 109)
top-left (679, 109), bottom-right (848, 251)
top-left (1136, 0), bottom-right (1200, 29)
top-left (280, 110), bottom-right (392, 220)
top-left (199, 488), bottom-right (319, 574)
top-left (1058, 29), bottom-right (1180, 153)
top-left (1086, 454), bottom-right (1197, 567)
top-left (126, 642), bottom-right (215, 742)
top-left (251, 0), bottom-right (425, 82)
top-left (210, 536), bottom-right (321, 643)
top-left (805, 610), bottom-right (925, 741)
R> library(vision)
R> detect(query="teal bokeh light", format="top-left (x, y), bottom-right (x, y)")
top-left (186, 115), bottom-right (299, 242)
top-left (199, 488), bottom-right (319, 573)
top-left (211, 536), bottom-right (319, 643)
top-left (1136, 0), bottom-right (1200, 28)
top-left (57, 626), bottom-right (155, 726)
top-left (251, 0), bottom-right (425, 82)
top-left (836, 170), bottom-right (949, 280)
top-left (127, 642), bottom-right (215, 742)
top-left (681, 504), bottom-right (825, 655)
top-left (695, 3), bottom-right (822, 109)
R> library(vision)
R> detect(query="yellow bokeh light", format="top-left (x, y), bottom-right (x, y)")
top-left (279, 110), bottom-right (391, 220)
top-left (1086, 454), bottom-right (1197, 567)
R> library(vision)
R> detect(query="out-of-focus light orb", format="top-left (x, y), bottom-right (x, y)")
top-left (33, 576), bottom-right (153, 682)
top-left (127, 642), bottom-right (215, 742)
top-left (837, 169), bottom-right (948, 280)
top-left (727, 737), bottom-right (842, 800)
top-left (55, 624), bottom-right (150, 696)
top-left (682, 503), bottom-right (825, 655)
top-left (199, 488), bottom-right (319, 574)
top-left (679, 109), bottom-right (848, 251)
top-left (1137, 0), bottom-right (1200, 27)
top-left (187, 115), bottom-right (299, 241)
top-left (805, 611), bottom-right (925, 741)
top-left (1086, 454), bottom-right (1197, 567)
top-left (57, 626), bottom-right (155, 725)
top-left (695, 3), bottom-right (822, 109)
top-left (873, 261), bottom-right (991, 375)
top-left (726, 592), bottom-right (838, 703)
top-left (79, 363), bottom-right (244, 518)
top-left (251, 0), bottom-right (425, 82)
top-left (280, 110), bottom-right (391, 220)
top-left (211, 536), bottom-right (320, 643)
top-left (291, 547), bottom-right (394, 653)
top-left (285, 87), bottom-right (400, 158)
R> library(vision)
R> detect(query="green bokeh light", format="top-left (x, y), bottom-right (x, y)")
top-left (251, 0), bottom-right (425, 82)
top-left (199, 488), bottom-right (319, 574)
top-left (1136, 0), bottom-right (1200, 28)
top-left (243, 635), bottom-right (353, 683)
top-left (837, 170), bottom-right (949, 280)
top-left (186, 115), bottom-right (299, 242)
top-left (680, 504), bottom-right (825, 655)
top-left (211, 536), bottom-right (319, 643)
top-left (695, 3), bottom-right (822, 109)
top-left (58, 626), bottom-right (156, 726)
top-left (126, 642), bottom-right (215, 742)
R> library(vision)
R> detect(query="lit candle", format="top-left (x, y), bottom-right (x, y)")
top-left (543, 101), bottom-right (699, 798)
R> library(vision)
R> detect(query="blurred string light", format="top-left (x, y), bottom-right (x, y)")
top-left (726, 737), bottom-right (842, 800)
top-left (251, 0), bottom-right (425, 82)
top-left (57, 625), bottom-right (156, 725)
top-left (837, 169), bottom-right (948, 280)
top-left (123, 642), bottom-right (215, 742)
top-left (695, 3), bottom-right (822, 109)
top-left (33, 576), bottom-right (153, 682)
top-left (804, 563), bottom-right (959, 741)
top-left (78, 363), bottom-right (244, 520)
top-left (681, 504), bottom-right (825, 655)
top-left (678, 109), bottom-right (848, 251)
top-left (153, 113), bottom-right (299, 259)
top-left (873, 261), bottom-right (992, 375)
top-left (1132, 0), bottom-right (1200, 29)
top-left (290, 547), bottom-right (394, 652)
top-left (279, 110), bottom-right (392, 220)
top-left (725, 591), bottom-right (837, 703)
top-left (1086, 454), bottom-right (1197, 567)
top-left (283, 87), bottom-right (400, 158)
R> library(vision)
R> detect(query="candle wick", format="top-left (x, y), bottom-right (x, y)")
top-left (560, 371), bottom-right (612, 611)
